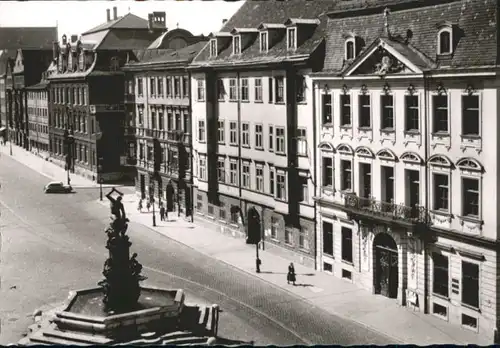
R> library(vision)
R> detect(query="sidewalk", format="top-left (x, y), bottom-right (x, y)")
top-left (0, 142), bottom-right (121, 189)
top-left (103, 194), bottom-right (490, 346)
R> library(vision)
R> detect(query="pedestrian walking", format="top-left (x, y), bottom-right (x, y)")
top-left (287, 262), bottom-right (296, 286)
top-left (146, 200), bottom-right (151, 212)
top-left (137, 199), bottom-right (143, 213)
top-left (160, 204), bottom-right (165, 221)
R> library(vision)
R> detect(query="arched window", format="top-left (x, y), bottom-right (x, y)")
top-left (318, 141), bottom-right (334, 152)
top-left (355, 146), bottom-right (374, 158)
top-left (345, 38), bottom-right (355, 60)
top-left (456, 157), bottom-right (483, 172)
top-left (428, 154), bottom-right (452, 168)
top-left (376, 148), bottom-right (397, 161)
top-left (400, 151), bottom-right (422, 165)
top-left (337, 143), bottom-right (353, 155)
top-left (438, 28), bottom-right (452, 55)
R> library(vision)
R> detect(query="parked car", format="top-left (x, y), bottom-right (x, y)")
top-left (44, 181), bottom-right (72, 194)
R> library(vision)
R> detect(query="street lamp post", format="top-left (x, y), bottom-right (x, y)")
top-left (98, 157), bottom-right (104, 201)
top-left (64, 126), bottom-right (74, 186)
top-left (150, 178), bottom-right (157, 227)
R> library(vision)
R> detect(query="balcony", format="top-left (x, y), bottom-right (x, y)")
top-left (342, 193), bottom-right (429, 229)
top-left (136, 127), bottom-right (191, 146)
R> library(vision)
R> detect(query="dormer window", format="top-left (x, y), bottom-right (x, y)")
top-left (233, 35), bottom-right (241, 55)
top-left (437, 26), bottom-right (453, 55)
top-left (260, 31), bottom-right (268, 52)
top-left (345, 38), bottom-right (355, 60)
top-left (287, 27), bottom-right (296, 50)
top-left (209, 39), bottom-right (217, 57)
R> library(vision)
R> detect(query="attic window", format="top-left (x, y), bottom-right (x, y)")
top-left (233, 35), bottom-right (241, 55)
top-left (260, 31), bottom-right (268, 52)
top-left (438, 28), bottom-right (452, 55)
top-left (209, 39), bottom-right (217, 57)
top-left (287, 27), bottom-right (296, 50)
top-left (345, 38), bottom-right (356, 60)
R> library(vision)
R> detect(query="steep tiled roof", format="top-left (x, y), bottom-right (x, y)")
top-left (82, 13), bottom-right (149, 35)
top-left (95, 29), bottom-right (160, 50)
top-left (0, 27), bottom-right (57, 50)
top-left (126, 41), bottom-right (209, 69)
top-left (322, 0), bottom-right (498, 74)
top-left (192, 0), bottom-right (339, 68)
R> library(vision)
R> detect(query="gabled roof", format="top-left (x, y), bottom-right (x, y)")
top-left (0, 27), bottom-right (57, 50)
top-left (95, 29), bottom-right (160, 50)
top-left (322, 0), bottom-right (498, 74)
top-left (82, 13), bottom-right (149, 35)
top-left (192, 0), bottom-right (339, 68)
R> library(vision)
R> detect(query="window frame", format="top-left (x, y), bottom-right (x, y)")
top-left (254, 78), bottom-right (263, 102)
top-left (322, 93), bottom-right (333, 125)
top-left (196, 79), bottom-right (205, 101)
top-left (255, 164), bottom-right (264, 192)
top-left (296, 128), bottom-right (307, 156)
top-left (461, 176), bottom-right (481, 219)
top-left (229, 159), bottom-right (238, 185)
top-left (322, 156), bottom-right (334, 189)
top-left (276, 169), bottom-right (287, 201)
top-left (275, 76), bottom-right (285, 103)
top-left (241, 122), bottom-right (250, 147)
top-left (217, 120), bottom-right (225, 144)
top-left (240, 78), bottom-right (249, 101)
top-left (255, 124), bottom-right (263, 149)
top-left (340, 159), bottom-right (352, 191)
top-left (404, 94), bottom-right (420, 132)
top-left (461, 259), bottom-right (480, 309)
top-left (341, 226), bottom-right (353, 263)
top-left (432, 94), bottom-right (449, 134)
top-left (380, 94), bottom-right (394, 130)
top-left (437, 27), bottom-right (453, 55)
top-left (358, 93), bottom-right (371, 129)
top-left (232, 35), bottom-right (241, 55)
top-left (217, 78), bottom-right (226, 101)
top-left (229, 121), bottom-right (238, 146)
top-left (432, 172), bottom-right (450, 213)
top-left (268, 125), bottom-right (274, 152)
top-left (345, 38), bottom-right (356, 60)
top-left (217, 157), bottom-right (226, 183)
top-left (275, 126), bottom-right (286, 154)
top-left (287, 27), bottom-right (297, 50)
top-left (432, 251), bottom-right (450, 298)
top-left (198, 155), bottom-right (207, 181)
top-left (461, 94), bottom-right (480, 137)
top-left (209, 39), bottom-right (218, 57)
top-left (198, 119), bottom-right (206, 143)
top-left (340, 93), bottom-right (352, 127)
top-left (242, 161), bottom-right (251, 189)
top-left (260, 31), bottom-right (268, 52)
top-left (322, 220), bottom-right (334, 257)
top-left (229, 78), bottom-right (237, 101)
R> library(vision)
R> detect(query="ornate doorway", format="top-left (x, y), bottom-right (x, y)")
top-left (373, 232), bottom-right (398, 299)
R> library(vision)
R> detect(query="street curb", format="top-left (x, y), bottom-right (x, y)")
top-left (111, 200), bottom-right (402, 344)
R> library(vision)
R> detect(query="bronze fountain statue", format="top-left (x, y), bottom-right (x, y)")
top-left (98, 188), bottom-right (147, 312)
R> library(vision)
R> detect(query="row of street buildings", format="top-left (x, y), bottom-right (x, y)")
top-left (1, 0), bottom-right (500, 340)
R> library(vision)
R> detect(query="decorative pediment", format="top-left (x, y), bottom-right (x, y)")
top-left (456, 157), bottom-right (483, 172)
top-left (400, 151), bottom-right (422, 164)
top-left (428, 154), bottom-right (452, 168)
top-left (355, 146), bottom-right (374, 158)
top-left (343, 38), bottom-right (424, 77)
top-left (337, 143), bottom-right (353, 155)
top-left (376, 148), bottom-right (397, 161)
top-left (318, 141), bottom-right (335, 152)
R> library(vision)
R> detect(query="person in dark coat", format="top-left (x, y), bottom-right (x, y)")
top-left (159, 204), bottom-right (166, 221)
top-left (287, 262), bottom-right (296, 285)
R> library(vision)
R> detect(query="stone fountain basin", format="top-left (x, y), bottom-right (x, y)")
top-left (53, 286), bottom-right (185, 335)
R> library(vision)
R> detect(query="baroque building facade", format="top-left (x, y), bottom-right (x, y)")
top-left (189, 1), bottom-right (337, 267)
top-left (48, 7), bottom-right (166, 182)
top-left (311, 0), bottom-right (500, 340)
top-left (123, 29), bottom-right (207, 215)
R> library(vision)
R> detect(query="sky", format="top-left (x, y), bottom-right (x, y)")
top-left (0, 1), bottom-right (243, 38)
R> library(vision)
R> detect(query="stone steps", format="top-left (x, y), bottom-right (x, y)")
top-left (29, 331), bottom-right (86, 345)
top-left (29, 328), bottom-right (112, 345)
top-left (160, 335), bottom-right (209, 345)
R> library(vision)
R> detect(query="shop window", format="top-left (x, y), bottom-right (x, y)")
top-left (432, 252), bottom-right (449, 297)
top-left (322, 221), bottom-right (333, 256)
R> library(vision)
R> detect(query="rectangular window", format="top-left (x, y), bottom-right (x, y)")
top-left (229, 121), bottom-right (237, 145)
top-left (287, 27), bottom-right (296, 49)
top-left (241, 123), bottom-right (250, 147)
top-left (197, 79), bottom-right (205, 101)
top-left (323, 221), bottom-right (333, 256)
top-left (461, 261), bottom-right (479, 308)
top-left (276, 171), bottom-right (286, 200)
top-left (433, 95), bottom-right (448, 133)
top-left (296, 128), bottom-right (306, 156)
top-left (230, 205), bottom-right (239, 223)
top-left (432, 253), bottom-right (449, 297)
top-left (271, 216), bottom-right (278, 239)
top-left (174, 77), bottom-right (180, 97)
top-left (217, 158), bottom-right (226, 183)
top-left (233, 35), bottom-right (241, 55)
top-left (166, 77), bottom-right (172, 97)
top-left (158, 111), bottom-right (164, 130)
top-left (210, 39), bottom-right (217, 57)
top-left (255, 124), bottom-right (263, 149)
top-left (341, 227), bottom-right (353, 263)
top-left (381, 166), bottom-right (395, 204)
top-left (241, 78), bottom-right (249, 101)
top-left (151, 111), bottom-right (156, 129)
top-left (229, 160), bottom-right (238, 185)
top-left (285, 228), bottom-right (293, 245)
top-left (167, 113), bottom-right (173, 130)
top-left (242, 162), bottom-right (250, 189)
top-left (268, 77), bottom-right (273, 103)
top-left (359, 94), bottom-right (371, 128)
top-left (296, 75), bottom-right (306, 103)
top-left (229, 79), bottom-right (237, 100)
top-left (359, 163), bottom-right (372, 199)
top-left (322, 157), bottom-right (333, 188)
top-left (268, 125), bottom-right (274, 152)
top-left (462, 177), bottom-right (479, 217)
top-left (180, 76), bottom-right (188, 97)
top-left (219, 202), bottom-right (226, 220)
top-left (217, 79), bottom-right (225, 100)
top-left (157, 77), bottom-right (163, 96)
top-left (405, 95), bottom-right (419, 131)
top-left (260, 32), bottom-right (268, 52)
top-left (322, 94), bottom-right (332, 125)
top-left (299, 227), bottom-right (309, 250)
top-left (198, 157), bottom-right (206, 180)
top-left (381, 95), bottom-right (394, 129)
top-left (254, 78), bottom-right (263, 102)
top-left (433, 173), bottom-right (449, 211)
top-left (198, 120), bottom-right (206, 142)
top-left (269, 167), bottom-right (275, 195)
top-left (340, 160), bottom-right (352, 191)
top-left (275, 77), bottom-right (284, 102)
top-left (299, 176), bottom-right (308, 203)
top-left (340, 94), bottom-right (351, 126)
top-left (256, 165), bottom-right (264, 192)
top-left (275, 127), bottom-right (285, 153)
top-left (462, 95), bottom-right (479, 136)
top-left (150, 78), bottom-right (156, 96)
top-left (217, 120), bottom-right (225, 144)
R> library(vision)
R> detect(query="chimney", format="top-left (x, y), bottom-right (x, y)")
top-left (71, 35), bottom-right (78, 43)
top-left (106, 8), bottom-right (111, 22)
top-left (62, 34), bottom-right (67, 45)
top-left (113, 6), bottom-right (118, 20)
top-left (222, 19), bottom-right (228, 25)
top-left (148, 11), bottom-right (166, 31)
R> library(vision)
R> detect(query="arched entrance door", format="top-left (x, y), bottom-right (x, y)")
top-left (246, 207), bottom-right (261, 244)
top-left (373, 232), bottom-right (398, 299)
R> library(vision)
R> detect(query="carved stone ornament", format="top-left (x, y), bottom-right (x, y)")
top-left (407, 84), bottom-right (416, 95)
top-left (110, 56), bottom-right (120, 71)
top-left (436, 82), bottom-right (446, 95)
top-left (382, 82), bottom-right (391, 95)
top-left (407, 237), bottom-right (417, 280)
top-left (374, 54), bottom-right (405, 75)
top-left (342, 84), bottom-right (349, 94)
top-left (360, 84), bottom-right (368, 95)
top-left (464, 84), bottom-right (477, 96)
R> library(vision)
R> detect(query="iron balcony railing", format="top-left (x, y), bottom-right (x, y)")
top-left (343, 193), bottom-right (429, 225)
top-left (135, 127), bottom-right (191, 145)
